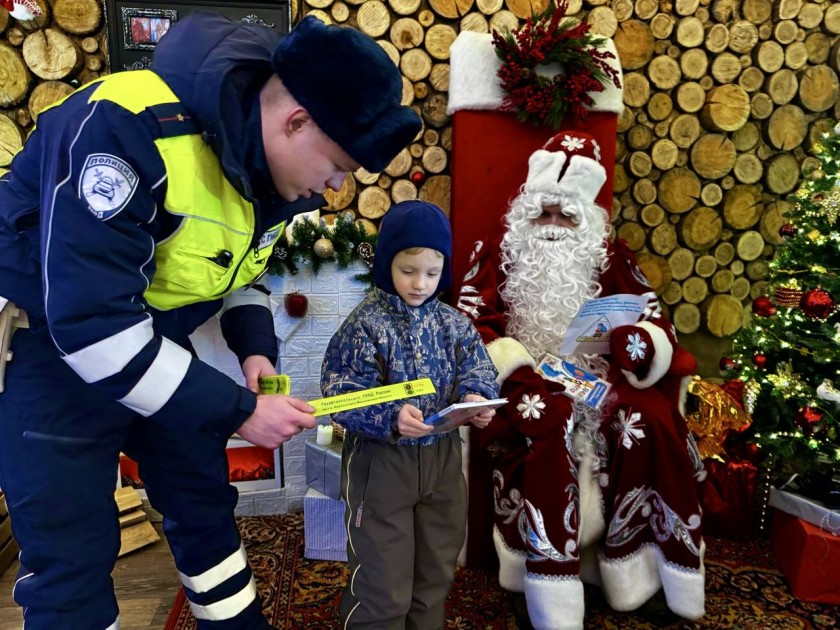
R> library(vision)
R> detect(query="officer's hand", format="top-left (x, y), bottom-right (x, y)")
top-left (238, 395), bottom-right (316, 448)
top-left (396, 404), bottom-right (431, 439)
top-left (242, 355), bottom-right (276, 393)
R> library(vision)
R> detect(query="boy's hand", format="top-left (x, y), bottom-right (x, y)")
top-left (396, 403), bottom-right (432, 438)
top-left (464, 393), bottom-right (495, 429)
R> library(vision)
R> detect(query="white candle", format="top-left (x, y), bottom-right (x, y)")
top-left (316, 424), bottom-right (334, 446)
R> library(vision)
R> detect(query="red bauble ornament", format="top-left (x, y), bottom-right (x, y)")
top-left (752, 353), bottom-right (767, 368)
top-left (778, 223), bottom-right (797, 238)
top-left (799, 288), bottom-right (835, 319)
top-left (794, 406), bottom-right (824, 433)
top-left (743, 443), bottom-right (762, 463)
top-left (410, 171), bottom-right (426, 185)
top-left (719, 356), bottom-right (736, 372)
top-left (752, 296), bottom-right (776, 317)
top-left (284, 292), bottom-right (309, 318)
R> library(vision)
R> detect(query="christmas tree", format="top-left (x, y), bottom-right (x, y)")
top-left (724, 123), bottom-right (840, 477)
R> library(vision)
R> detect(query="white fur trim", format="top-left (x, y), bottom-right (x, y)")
top-left (486, 337), bottom-right (535, 384)
top-left (678, 374), bottom-right (691, 417)
top-left (622, 321), bottom-right (673, 389)
top-left (575, 443), bottom-right (605, 548)
top-left (524, 150), bottom-right (567, 195)
top-left (555, 155), bottom-right (607, 206)
top-left (599, 542), bottom-right (705, 619)
top-left (493, 526), bottom-right (527, 592)
top-left (457, 425), bottom-right (471, 567)
top-left (524, 573), bottom-right (585, 630)
top-left (447, 32), bottom-right (624, 115)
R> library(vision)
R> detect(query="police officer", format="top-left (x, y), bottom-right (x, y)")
top-left (0, 13), bottom-right (420, 629)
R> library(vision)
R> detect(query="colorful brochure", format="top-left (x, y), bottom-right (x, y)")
top-left (536, 354), bottom-right (610, 409)
top-left (558, 294), bottom-right (649, 356)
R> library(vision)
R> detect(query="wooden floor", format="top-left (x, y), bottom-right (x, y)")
top-left (0, 524), bottom-right (181, 630)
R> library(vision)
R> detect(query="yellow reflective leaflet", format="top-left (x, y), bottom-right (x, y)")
top-left (309, 378), bottom-right (436, 417)
top-left (258, 374), bottom-right (291, 395)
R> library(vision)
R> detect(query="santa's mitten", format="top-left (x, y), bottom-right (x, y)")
top-left (610, 324), bottom-right (654, 374)
top-left (500, 365), bottom-right (573, 441)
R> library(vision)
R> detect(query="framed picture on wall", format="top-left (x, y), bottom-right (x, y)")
top-left (121, 7), bottom-right (178, 50)
top-left (104, 0), bottom-right (291, 72)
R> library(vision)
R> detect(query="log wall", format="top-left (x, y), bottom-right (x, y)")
top-left (3, 0), bottom-right (839, 338)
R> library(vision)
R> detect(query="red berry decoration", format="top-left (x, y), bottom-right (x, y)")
top-left (719, 356), bottom-right (736, 372)
top-left (284, 292), bottom-right (309, 318)
top-left (752, 296), bottom-right (776, 317)
top-left (799, 288), bottom-right (835, 319)
top-left (752, 353), bottom-right (767, 368)
top-left (794, 406), bottom-right (824, 433)
top-left (410, 170), bottom-right (426, 185)
top-left (778, 223), bottom-right (797, 238)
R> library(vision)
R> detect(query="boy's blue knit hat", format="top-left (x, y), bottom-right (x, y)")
top-left (374, 201), bottom-right (452, 300)
top-left (272, 17), bottom-right (422, 173)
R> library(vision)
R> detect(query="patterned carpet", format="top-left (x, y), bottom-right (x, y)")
top-left (165, 513), bottom-right (839, 629)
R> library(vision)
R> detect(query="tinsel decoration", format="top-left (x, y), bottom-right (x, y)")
top-left (268, 215), bottom-right (376, 283)
top-left (799, 288), bottom-right (835, 319)
top-left (685, 377), bottom-right (752, 460)
top-left (818, 185), bottom-right (840, 225)
top-left (766, 362), bottom-right (808, 398)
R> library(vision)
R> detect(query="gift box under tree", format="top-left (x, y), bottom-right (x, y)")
top-left (770, 489), bottom-right (840, 605)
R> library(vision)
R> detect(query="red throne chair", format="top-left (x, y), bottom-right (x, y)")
top-left (445, 30), bottom-right (625, 569)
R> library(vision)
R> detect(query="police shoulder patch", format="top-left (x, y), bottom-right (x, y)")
top-left (79, 153), bottom-right (139, 220)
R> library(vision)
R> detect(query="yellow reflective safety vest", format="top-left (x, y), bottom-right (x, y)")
top-left (87, 70), bottom-right (284, 311)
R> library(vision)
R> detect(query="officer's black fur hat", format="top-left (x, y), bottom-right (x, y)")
top-left (272, 17), bottom-right (422, 173)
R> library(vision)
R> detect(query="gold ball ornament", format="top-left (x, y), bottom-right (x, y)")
top-left (313, 238), bottom-right (335, 259)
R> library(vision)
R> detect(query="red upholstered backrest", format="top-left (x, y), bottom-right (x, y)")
top-left (448, 109), bottom-right (618, 294)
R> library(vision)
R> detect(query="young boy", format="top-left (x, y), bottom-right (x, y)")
top-left (321, 200), bottom-right (500, 629)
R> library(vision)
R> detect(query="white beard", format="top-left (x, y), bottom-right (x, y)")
top-left (500, 191), bottom-right (610, 360)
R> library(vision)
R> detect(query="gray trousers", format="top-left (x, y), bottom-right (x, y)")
top-left (339, 431), bottom-right (466, 630)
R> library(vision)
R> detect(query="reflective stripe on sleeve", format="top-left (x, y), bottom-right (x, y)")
top-left (63, 318), bottom-right (154, 383)
top-left (188, 577), bottom-right (257, 621)
top-left (178, 544), bottom-right (248, 594)
top-left (118, 337), bottom-right (191, 416)
top-left (220, 287), bottom-right (270, 313)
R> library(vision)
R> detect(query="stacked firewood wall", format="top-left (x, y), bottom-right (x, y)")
top-left (0, 0), bottom-right (107, 175)
top-left (3, 0), bottom-right (839, 337)
top-left (297, 0), bottom-right (840, 337)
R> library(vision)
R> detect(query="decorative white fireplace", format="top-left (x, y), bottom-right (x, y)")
top-left (187, 262), bottom-right (369, 515)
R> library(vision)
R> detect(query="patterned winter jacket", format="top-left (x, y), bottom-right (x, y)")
top-left (321, 287), bottom-right (499, 445)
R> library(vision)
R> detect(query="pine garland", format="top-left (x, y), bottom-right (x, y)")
top-left (268, 215), bottom-right (376, 283)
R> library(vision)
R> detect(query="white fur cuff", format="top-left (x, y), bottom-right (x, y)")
top-left (487, 336), bottom-right (535, 384)
top-left (524, 573), bottom-right (585, 630)
top-left (493, 526), bottom-right (527, 592)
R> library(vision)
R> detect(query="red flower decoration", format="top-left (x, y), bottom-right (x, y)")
top-left (492, 1), bottom-right (621, 127)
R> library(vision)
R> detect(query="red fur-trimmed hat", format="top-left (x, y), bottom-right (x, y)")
top-left (524, 131), bottom-right (606, 205)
